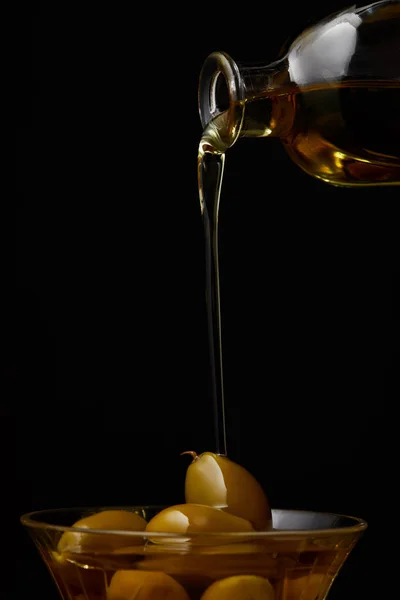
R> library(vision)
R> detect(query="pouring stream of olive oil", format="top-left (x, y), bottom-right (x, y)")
top-left (198, 79), bottom-right (400, 456)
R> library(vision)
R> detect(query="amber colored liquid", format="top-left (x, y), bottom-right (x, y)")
top-left (243, 80), bottom-right (400, 186)
top-left (45, 538), bottom-right (356, 600)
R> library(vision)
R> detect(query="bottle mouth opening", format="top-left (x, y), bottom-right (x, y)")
top-left (209, 71), bottom-right (230, 116)
top-left (198, 51), bottom-right (245, 149)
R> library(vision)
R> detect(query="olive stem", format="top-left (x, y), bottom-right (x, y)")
top-left (180, 451), bottom-right (199, 462)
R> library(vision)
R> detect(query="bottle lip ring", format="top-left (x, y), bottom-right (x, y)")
top-left (198, 51), bottom-right (245, 148)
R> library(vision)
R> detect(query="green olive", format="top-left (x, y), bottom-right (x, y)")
top-left (182, 451), bottom-right (272, 530)
top-left (200, 575), bottom-right (275, 600)
top-left (57, 510), bottom-right (147, 553)
top-left (107, 570), bottom-right (190, 600)
top-left (145, 503), bottom-right (254, 537)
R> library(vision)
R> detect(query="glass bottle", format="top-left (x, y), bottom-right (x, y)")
top-left (199, 0), bottom-right (400, 186)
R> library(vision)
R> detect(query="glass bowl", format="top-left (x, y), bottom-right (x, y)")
top-left (21, 506), bottom-right (367, 600)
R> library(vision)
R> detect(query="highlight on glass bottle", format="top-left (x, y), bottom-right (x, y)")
top-left (21, 506), bottom-right (367, 600)
top-left (199, 0), bottom-right (400, 187)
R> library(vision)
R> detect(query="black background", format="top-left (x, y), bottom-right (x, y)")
top-left (10, 1), bottom-right (399, 599)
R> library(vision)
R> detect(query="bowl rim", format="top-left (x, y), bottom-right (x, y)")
top-left (20, 506), bottom-right (368, 539)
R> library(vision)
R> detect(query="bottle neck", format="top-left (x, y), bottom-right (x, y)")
top-left (198, 51), bottom-right (290, 149)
